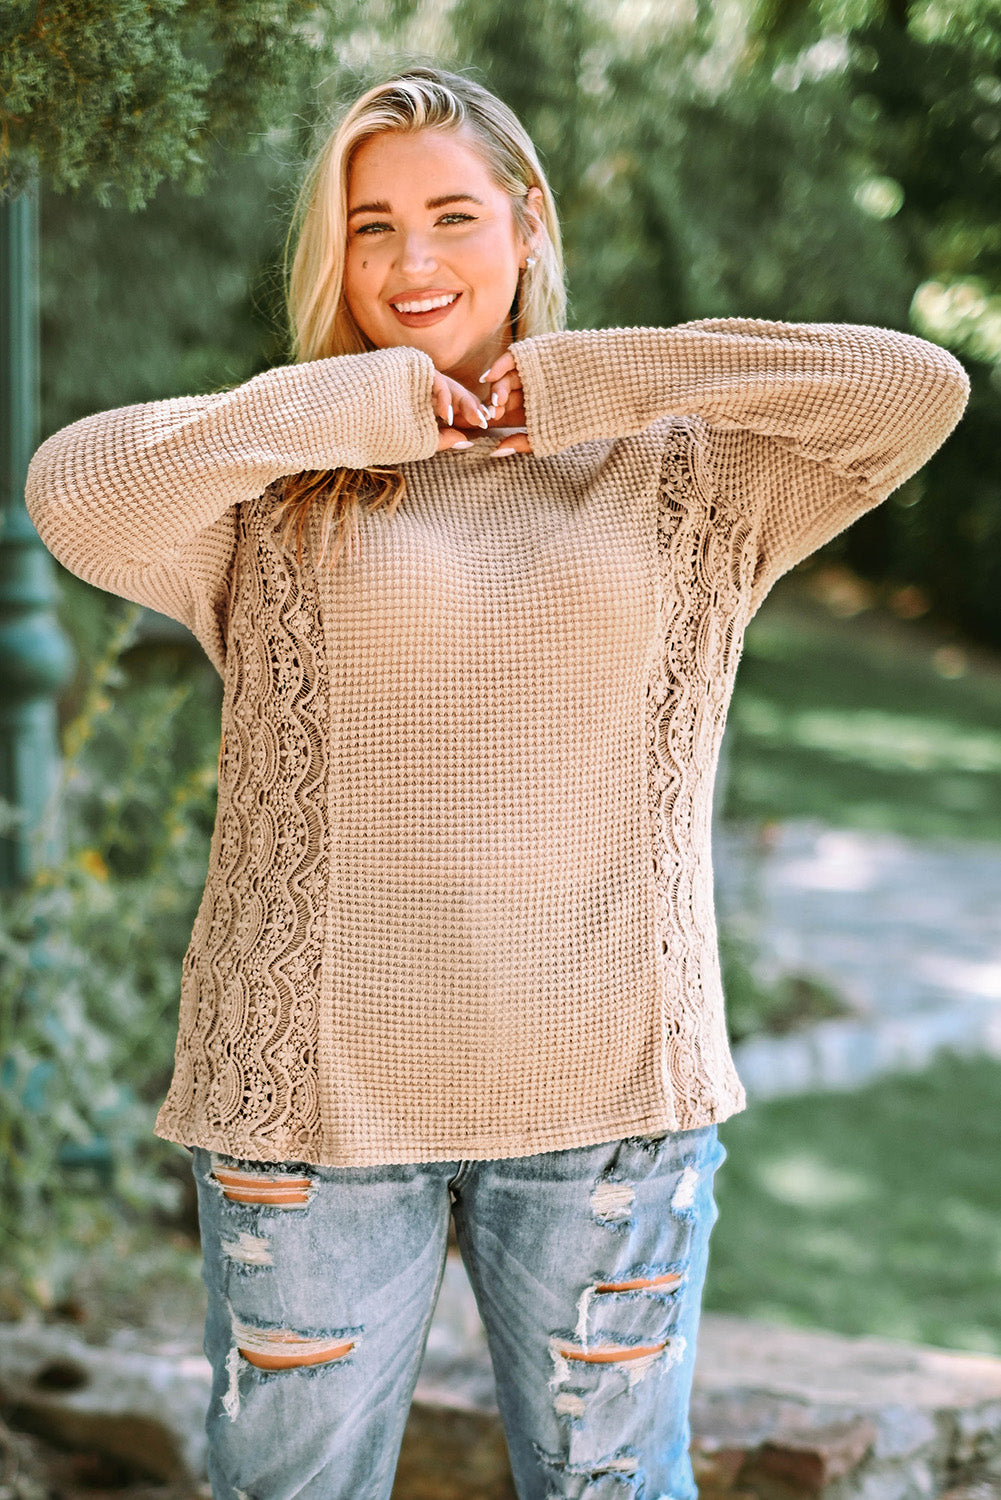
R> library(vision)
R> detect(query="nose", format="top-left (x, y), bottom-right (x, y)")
top-left (397, 229), bottom-right (437, 277)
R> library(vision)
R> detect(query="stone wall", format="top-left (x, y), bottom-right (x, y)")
top-left (2, 1259), bottom-right (1000, 1499)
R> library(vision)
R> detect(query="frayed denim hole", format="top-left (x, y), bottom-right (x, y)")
top-left (218, 1200), bottom-right (311, 1220)
top-left (534, 1440), bottom-right (643, 1477)
top-left (551, 1329), bottom-right (676, 1357)
top-left (603, 1285), bottom-right (684, 1311)
top-left (210, 1152), bottom-right (314, 1177)
top-left (226, 1258), bottom-right (273, 1277)
top-left (589, 1174), bottom-right (636, 1231)
top-left (624, 1131), bottom-right (668, 1151)
top-left (598, 1259), bottom-right (684, 1285)
top-left (552, 1388), bottom-right (588, 1427)
top-left (242, 1354), bottom-right (357, 1386)
top-left (622, 1125), bottom-right (720, 1178)
top-left (233, 1315), bottom-right (363, 1342)
top-left (668, 1155), bottom-right (704, 1221)
top-left (208, 1160), bottom-right (315, 1214)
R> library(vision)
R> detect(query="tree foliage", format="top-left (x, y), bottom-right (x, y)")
top-left (0, 0), bottom-right (327, 206)
top-left (834, 10), bottom-right (1001, 640)
top-left (0, 599), bottom-right (220, 1307)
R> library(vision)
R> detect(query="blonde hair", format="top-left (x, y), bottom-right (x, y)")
top-left (275, 66), bottom-right (567, 565)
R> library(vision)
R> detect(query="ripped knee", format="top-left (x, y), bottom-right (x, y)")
top-left (593, 1272), bottom-right (682, 1294)
top-left (551, 1337), bottom-right (668, 1366)
top-left (221, 1314), bottom-right (361, 1421)
top-left (232, 1318), bottom-right (356, 1371)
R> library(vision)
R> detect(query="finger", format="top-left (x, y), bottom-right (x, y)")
top-left (455, 387), bottom-right (491, 430)
top-left (479, 351), bottom-right (516, 387)
top-left (438, 432), bottom-right (475, 453)
top-left (486, 373), bottom-right (515, 418)
top-left (489, 431), bottom-right (532, 458)
top-left (431, 373), bottom-right (454, 427)
top-left (485, 381), bottom-right (506, 421)
top-left (492, 368), bottom-right (527, 419)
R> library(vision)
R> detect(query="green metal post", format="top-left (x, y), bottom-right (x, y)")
top-left (0, 181), bottom-right (73, 888)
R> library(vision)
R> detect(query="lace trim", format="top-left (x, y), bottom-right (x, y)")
top-left (647, 422), bottom-right (755, 1124)
top-left (161, 493), bottom-right (329, 1154)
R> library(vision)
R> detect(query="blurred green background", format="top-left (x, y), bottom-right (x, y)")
top-left (1, 0), bottom-right (1000, 1353)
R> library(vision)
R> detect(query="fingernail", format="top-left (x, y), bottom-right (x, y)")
top-left (479, 368), bottom-right (492, 383)
top-left (447, 402), bottom-right (453, 427)
top-left (490, 446), bottom-right (516, 458)
top-left (450, 440), bottom-right (474, 451)
top-left (477, 408), bottom-right (489, 429)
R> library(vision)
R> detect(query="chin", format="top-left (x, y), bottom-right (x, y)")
top-left (422, 343), bottom-right (475, 378)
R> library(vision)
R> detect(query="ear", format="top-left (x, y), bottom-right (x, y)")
top-left (521, 185), bottom-right (545, 258)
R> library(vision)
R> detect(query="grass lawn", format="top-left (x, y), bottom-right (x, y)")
top-left (705, 1053), bottom-right (1001, 1356)
top-left (715, 575), bottom-right (1001, 1351)
top-left (724, 567), bottom-right (1001, 841)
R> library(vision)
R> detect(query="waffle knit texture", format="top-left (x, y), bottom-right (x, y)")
top-left (26, 322), bottom-right (969, 1166)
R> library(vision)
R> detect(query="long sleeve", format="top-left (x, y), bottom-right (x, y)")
top-left (25, 345), bottom-right (440, 669)
top-left (512, 320), bottom-right (969, 604)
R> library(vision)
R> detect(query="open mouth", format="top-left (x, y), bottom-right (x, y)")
top-left (389, 292), bottom-right (461, 326)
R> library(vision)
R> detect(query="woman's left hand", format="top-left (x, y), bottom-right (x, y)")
top-left (480, 351), bottom-right (533, 458)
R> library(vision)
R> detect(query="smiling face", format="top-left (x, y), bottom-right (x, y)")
top-left (343, 127), bottom-right (538, 389)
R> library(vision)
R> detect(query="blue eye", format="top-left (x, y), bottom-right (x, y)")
top-left (351, 212), bottom-right (475, 237)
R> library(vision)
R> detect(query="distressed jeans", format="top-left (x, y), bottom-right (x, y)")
top-left (193, 1124), bottom-right (725, 1500)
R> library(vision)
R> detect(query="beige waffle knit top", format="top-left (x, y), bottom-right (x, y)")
top-left (26, 321), bottom-right (968, 1166)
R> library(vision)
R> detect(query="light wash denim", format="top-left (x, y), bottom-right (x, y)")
top-left (193, 1124), bottom-right (725, 1500)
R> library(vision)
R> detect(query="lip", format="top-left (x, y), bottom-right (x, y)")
top-left (387, 290), bottom-right (462, 328)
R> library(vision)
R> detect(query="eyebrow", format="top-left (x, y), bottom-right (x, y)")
top-left (347, 193), bottom-right (485, 221)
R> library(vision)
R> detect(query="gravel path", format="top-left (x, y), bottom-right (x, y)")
top-left (714, 820), bottom-right (1001, 1098)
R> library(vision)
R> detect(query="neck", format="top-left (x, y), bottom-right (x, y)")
top-left (447, 324), bottom-right (513, 397)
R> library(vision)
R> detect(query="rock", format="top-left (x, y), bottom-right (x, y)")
top-left (742, 1422), bottom-right (878, 1493)
top-left (695, 1409), bottom-right (877, 1495)
top-left (3, 1275), bottom-right (1001, 1498)
top-left (693, 1314), bottom-right (1001, 1497)
top-left (0, 1325), bottom-right (210, 1482)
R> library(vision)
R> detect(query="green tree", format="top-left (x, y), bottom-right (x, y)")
top-left (740, 0), bottom-right (1001, 638)
top-left (0, 0), bottom-right (337, 1307)
top-left (1, 0), bottom-right (326, 207)
top-left (840, 7), bottom-right (1001, 640)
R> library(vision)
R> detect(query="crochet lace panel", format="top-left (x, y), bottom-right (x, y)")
top-left (647, 422), bottom-right (756, 1124)
top-left (160, 493), bottom-right (329, 1154)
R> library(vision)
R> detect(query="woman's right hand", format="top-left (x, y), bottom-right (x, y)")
top-left (432, 372), bottom-right (491, 451)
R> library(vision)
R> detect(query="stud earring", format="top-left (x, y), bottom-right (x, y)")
top-left (524, 255), bottom-right (537, 269)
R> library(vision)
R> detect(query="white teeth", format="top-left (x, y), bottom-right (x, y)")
top-left (392, 293), bottom-right (458, 314)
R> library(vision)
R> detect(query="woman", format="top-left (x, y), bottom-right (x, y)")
top-left (27, 66), bottom-right (967, 1500)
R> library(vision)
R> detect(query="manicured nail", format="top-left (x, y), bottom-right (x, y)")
top-left (447, 401), bottom-right (453, 427)
top-left (477, 408), bottom-right (489, 429)
top-left (450, 439), bottom-right (474, 451)
top-left (490, 446), bottom-right (516, 458)
top-left (479, 368), bottom-right (492, 383)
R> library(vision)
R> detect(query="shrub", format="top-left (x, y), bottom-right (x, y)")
top-left (0, 603), bottom-right (219, 1309)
